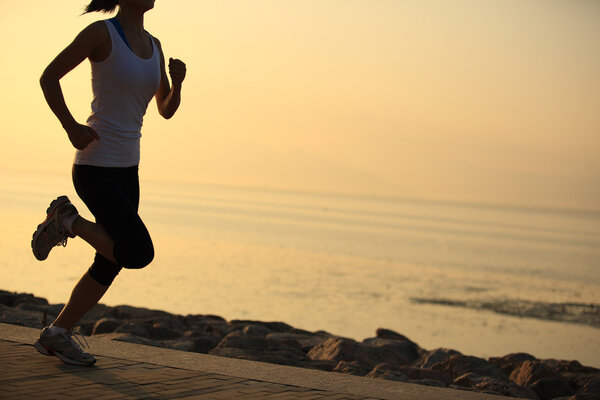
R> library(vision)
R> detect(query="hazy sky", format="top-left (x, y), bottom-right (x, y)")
top-left (1, 0), bottom-right (599, 209)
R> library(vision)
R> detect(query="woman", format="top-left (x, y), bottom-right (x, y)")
top-left (31, 0), bottom-right (186, 366)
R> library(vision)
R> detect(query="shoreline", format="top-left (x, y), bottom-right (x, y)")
top-left (1, 289), bottom-right (599, 399)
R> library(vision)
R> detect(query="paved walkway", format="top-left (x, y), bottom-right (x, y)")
top-left (0, 323), bottom-right (511, 400)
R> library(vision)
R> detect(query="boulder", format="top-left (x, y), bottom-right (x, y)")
top-left (431, 354), bottom-right (505, 380)
top-left (266, 332), bottom-right (331, 353)
top-left (542, 359), bottom-right (599, 374)
top-left (183, 315), bottom-right (229, 336)
top-left (228, 320), bottom-right (292, 333)
top-left (209, 331), bottom-right (309, 367)
top-left (365, 363), bottom-right (409, 382)
top-left (472, 379), bottom-right (539, 399)
top-left (190, 335), bottom-right (221, 354)
top-left (413, 348), bottom-right (461, 369)
top-left (115, 321), bottom-right (150, 337)
top-left (149, 316), bottom-right (187, 333)
top-left (307, 360), bottom-right (338, 372)
top-left (99, 305), bottom-right (172, 321)
top-left (0, 291), bottom-right (48, 307)
top-left (91, 318), bottom-right (122, 335)
top-left (394, 366), bottom-right (452, 384)
top-left (0, 304), bottom-right (44, 328)
top-left (529, 377), bottom-right (574, 400)
top-left (333, 361), bottom-right (371, 376)
top-left (489, 352), bottom-right (538, 376)
top-left (454, 372), bottom-right (485, 387)
top-left (362, 337), bottom-right (420, 365)
top-left (147, 325), bottom-right (183, 340)
top-left (240, 324), bottom-right (271, 337)
top-left (375, 328), bottom-right (416, 344)
top-left (510, 360), bottom-right (562, 386)
top-left (579, 376), bottom-right (600, 395)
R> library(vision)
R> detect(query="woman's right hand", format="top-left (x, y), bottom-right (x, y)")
top-left (65, 123), bottom-right (99, 150)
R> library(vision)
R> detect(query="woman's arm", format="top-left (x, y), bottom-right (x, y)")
top-left (154, 37), bottom-right (186, 119)
top-left (40, 22), bottom-right (109, 149)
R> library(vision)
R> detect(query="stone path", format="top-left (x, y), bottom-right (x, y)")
top-left (0, 323), bottom-right (511, 400)
top-left (1, 340), bottom-right (378, 400)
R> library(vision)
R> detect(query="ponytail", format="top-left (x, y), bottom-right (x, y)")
top-left (83, 0), bottom-right (119, 14)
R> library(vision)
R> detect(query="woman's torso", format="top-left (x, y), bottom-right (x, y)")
top-left (75, 19), bottom-right (161, 168)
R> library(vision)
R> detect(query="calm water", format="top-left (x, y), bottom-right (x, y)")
top-left (2, 169), bottom-right (600, 366)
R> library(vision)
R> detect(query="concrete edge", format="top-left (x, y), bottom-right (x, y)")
top-left (0, 323), bottom-right (512, 400)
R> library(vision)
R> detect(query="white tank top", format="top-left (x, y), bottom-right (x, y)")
top-left (75, 20), bottom-right (161, 167)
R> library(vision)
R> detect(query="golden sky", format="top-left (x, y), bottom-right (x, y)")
top-left (1, 0), bottom-right (599, 209)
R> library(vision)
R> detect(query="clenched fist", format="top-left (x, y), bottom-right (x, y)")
top-left (65, 123), bottom-right (99, 150)
top-left (169, 58), bottom-right (186, 88)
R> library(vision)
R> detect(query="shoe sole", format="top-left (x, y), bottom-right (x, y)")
top-left (34, 339), bottom-right (97, 366)
top-left (31, 196), bottom-right (71, 261)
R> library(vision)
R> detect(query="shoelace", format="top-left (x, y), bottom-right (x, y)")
top-left (53, 205), bottom-right (72, 247)
top-left (66, 331), bottom-right (91, 353)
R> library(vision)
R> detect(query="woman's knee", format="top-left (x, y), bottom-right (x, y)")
top-left (115, 235), bottom-right (154, 269)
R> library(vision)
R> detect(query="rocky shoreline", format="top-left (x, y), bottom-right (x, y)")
top-left (1, 290), bottom-right (598, 400)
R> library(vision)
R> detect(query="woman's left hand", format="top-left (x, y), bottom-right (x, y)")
top-left (169, 58), bottom-right (186, 88)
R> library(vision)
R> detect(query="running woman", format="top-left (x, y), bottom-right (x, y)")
top-left (31, 0), bottom-right (186, 365)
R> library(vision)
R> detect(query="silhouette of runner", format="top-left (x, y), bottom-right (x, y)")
top-left (31, 0), bottom-right (186, 365)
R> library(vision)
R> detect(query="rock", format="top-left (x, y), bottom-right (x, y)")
top-left (308, 337), bottom-right (368, 364)
top-left (151, 316), bottom-right (187, 332)
top-left (307, 359), bottom-right (338, 372)
top-left (362, 337), bottom-right (420, 365)
top-left (394, 366), bottom-right (452, 384)
top-left (365, 363), bottom-right (409, 382)
top-left (454, 372), bottom-right (485, 387)
top-left (413, 348), bottom-right (462, 369)
top-left (569, 393), bottom-right (600, 400)
top-left (184, 314), bottom-right (226, 326)
top-left (472, 379), bottom-right (539, 399)
top-left (115, 321), bottom-right (150, 337)
top-left (431, 354), bottom-right (505, 380)
top-left (147, 325), bottom-right (182, 340)
top-left (77, 321), bottom-right (96, 336)
top-left (529, 377), bottom-right (574, 400)
top-left (183, 315), bottom-right (228, 335)
top-left (266, 331), bottom-right (331, 353)
top-left (542, 359), bottom-right (599, 374)
top-left (92, 318), bottom-right (123, 335)
top-left (100, 305), bottom-right (172, 321)
top-left (510, 360), bottom-right (562, 386)
top-left (580, 377), bottom-right (600, 395)
top-left (0, 291), bottom-right (48, 307)
top-left (0, 304), bottom-right (43, 328)
top-left (489, 352), bottom-right (538, 376)
top-left (190, 335), bottom-right (221, 354)
top-left (241, 324), bottom-right (271, 337)
top-left (375, 328), bottom-right (416, 344)
top-left (15, 303), bottom-right (46, 313)
top-left (333, 361), bottom-right (371, 376)
top-left (228, 320), bottom-right (293, 334)
top-left (210, 331), bottom-right (309, 367)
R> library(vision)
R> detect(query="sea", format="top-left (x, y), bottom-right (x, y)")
top-left (2, 169), bottom-right (599, 367)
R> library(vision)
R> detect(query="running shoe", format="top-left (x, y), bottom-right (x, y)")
top-left (34, 327), bottom-right (96, 366)
top-left (31, 196), bottom-right (78, 261)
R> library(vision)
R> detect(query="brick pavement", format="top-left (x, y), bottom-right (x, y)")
top-left (0, 324), bottom-right (512, 400)
top-left (0, 340), bottom-right (381, 400)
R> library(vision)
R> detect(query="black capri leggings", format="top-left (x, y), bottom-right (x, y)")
top-left (72, 164), bottom-right (154, 286)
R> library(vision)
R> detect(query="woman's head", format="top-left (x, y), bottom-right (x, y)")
top-left (83, 0), bottom-right (155, 14)
top-left (83, 0), bottom-right (119, 14)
